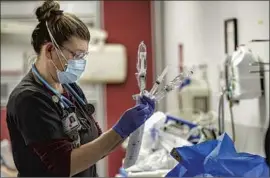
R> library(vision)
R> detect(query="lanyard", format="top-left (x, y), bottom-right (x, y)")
top-left (63, 83), bottom-right (86, 106)
top-left (31, 64), bottom-right (83, 109)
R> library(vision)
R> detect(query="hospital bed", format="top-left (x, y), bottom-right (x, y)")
top-left (117, 111), bottom-right (218, 177)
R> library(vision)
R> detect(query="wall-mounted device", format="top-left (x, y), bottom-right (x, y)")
top-left (178, 79), bottom-right (211, 122)
top-left (228, 45), bottom-right (263, 100)
top-left (80, 44), bottom-right (127, 84)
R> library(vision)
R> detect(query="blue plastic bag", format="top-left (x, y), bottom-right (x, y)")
top-left (166, 133), bottom-right (269, 177)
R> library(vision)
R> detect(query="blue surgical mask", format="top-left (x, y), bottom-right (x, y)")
top-left (45, 21), bottom-right (87, 84)
top-left (57, 59), bottom-right (86, 84)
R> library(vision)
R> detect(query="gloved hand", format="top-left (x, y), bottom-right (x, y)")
top-left (113, 95), bottom-right (156, 139)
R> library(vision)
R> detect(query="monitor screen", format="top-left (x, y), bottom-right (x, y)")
top-left (193, 96), bottom-right (208, 113)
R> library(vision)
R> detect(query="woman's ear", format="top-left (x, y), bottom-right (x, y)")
top-left (44, 43), bottom-right (54, 59)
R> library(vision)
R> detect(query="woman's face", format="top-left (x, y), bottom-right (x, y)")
top-left (45, 36), bottom-right (89, 83)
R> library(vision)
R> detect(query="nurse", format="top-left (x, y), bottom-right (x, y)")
top-left (6, 0), bottom-right (155, 177)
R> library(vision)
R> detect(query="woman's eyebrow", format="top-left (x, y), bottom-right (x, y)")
top-left (74, 48), bottom-right (88, 53)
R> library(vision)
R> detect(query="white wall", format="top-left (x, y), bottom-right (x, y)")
top-left (1, 34), bottom-right (32, 71)
top-left (1, 1), bottom-right (97, 17)
top-left (1, 0), bottom-right (98, 71)
top-left (164, 1), bottom-right (269, 155)
top-left (164, 1), bottom-right (205, 114)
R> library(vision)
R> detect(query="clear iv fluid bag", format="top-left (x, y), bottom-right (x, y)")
top-left (136, 41), bottom-right (147, 92)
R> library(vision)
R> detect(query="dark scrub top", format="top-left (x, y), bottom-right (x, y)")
top-left (6, 70), bottom-right (101, 177)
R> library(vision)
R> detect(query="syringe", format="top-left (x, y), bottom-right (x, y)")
top-left (149, 66), bottom-right (169, 96)
top-left (154, 69), bottom-right (194, 101)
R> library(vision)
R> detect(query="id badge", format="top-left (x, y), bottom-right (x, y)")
top-left (62, 112), bottom-right (81, 135)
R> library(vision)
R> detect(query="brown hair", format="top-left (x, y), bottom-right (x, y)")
top-left (31, 0), bottom-right (90, 54)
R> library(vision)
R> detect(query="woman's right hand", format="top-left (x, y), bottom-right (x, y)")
top-left (112, 96), bottom-right (156, 139)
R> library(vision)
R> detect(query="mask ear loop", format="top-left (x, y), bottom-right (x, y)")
top-left (45, 21), bottom-right (68, 71)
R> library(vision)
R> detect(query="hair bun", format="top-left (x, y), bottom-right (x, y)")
top-left (35, 0), bottom-right (61, 22)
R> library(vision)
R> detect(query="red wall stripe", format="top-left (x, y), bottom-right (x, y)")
top-left (102, 1), bottom-right (154, 176)
top-left (1, 108), bottom-right (10, 141)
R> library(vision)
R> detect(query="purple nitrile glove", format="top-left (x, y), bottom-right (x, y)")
top-left (112, 95), bottom-right (156, 139)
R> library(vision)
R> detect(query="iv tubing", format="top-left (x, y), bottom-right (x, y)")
top-left (123, 41), bottom-right (147, 169)
top-left (123, 97), bottom-right (145, 168)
